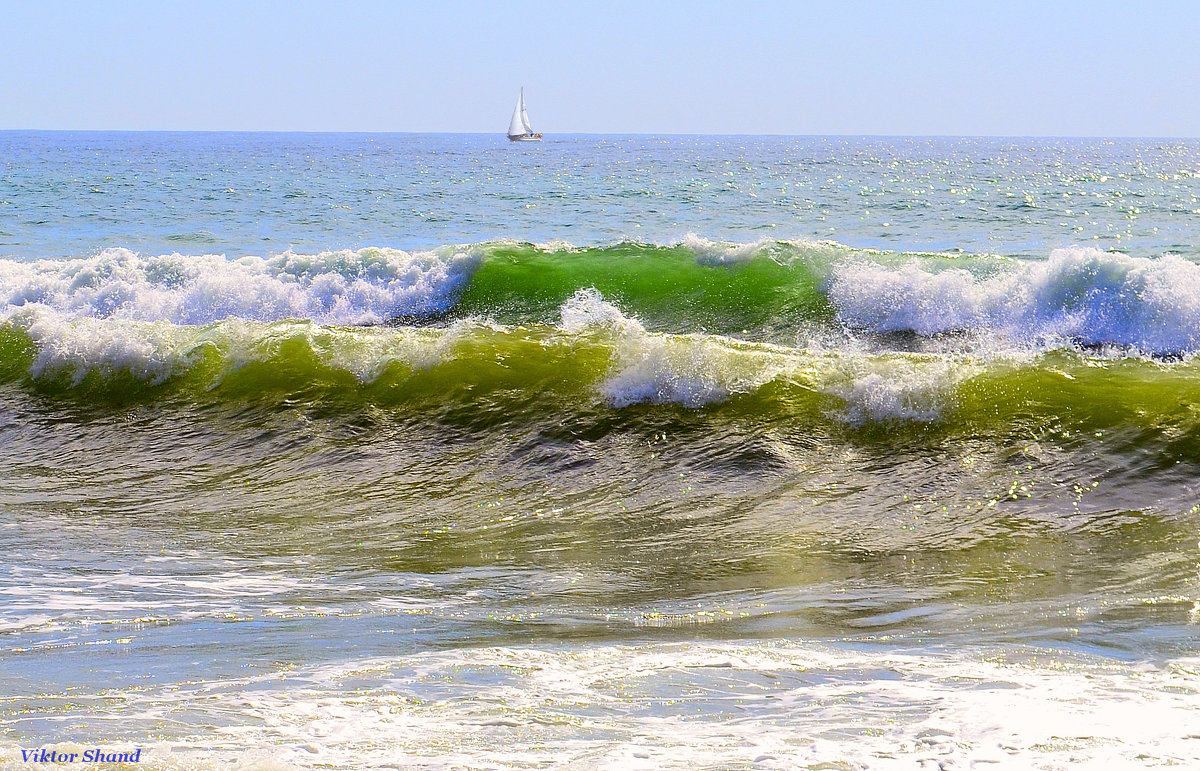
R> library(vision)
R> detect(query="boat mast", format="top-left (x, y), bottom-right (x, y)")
top-left (520, 88), bottom-right (533, 134)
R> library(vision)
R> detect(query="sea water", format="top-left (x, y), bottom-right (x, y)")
top-left (1, 132), bottom-right (1199, 769)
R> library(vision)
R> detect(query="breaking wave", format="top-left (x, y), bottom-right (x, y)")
top-left (1, 239), bottom-right (1199, 428)
top-left (0, 246), bottom-right (482, 326)
top-left (830, 246), bottom-right (1200, 355)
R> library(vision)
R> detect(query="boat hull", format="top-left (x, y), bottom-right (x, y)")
top-left (508, 135), bottom-right (542, 142)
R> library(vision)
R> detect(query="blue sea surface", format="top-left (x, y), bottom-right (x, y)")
top-left (3, 132), bottom-right (1198, 258)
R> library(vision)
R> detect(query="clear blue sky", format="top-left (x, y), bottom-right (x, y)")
top-left (2, 0), bottom-right (1198, 135)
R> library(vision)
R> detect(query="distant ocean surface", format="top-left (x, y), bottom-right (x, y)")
top-left (2, 132), bottom-right (1199, 769)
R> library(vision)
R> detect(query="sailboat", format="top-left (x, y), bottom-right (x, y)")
top-left (507, 88), bottom-right (542, 142)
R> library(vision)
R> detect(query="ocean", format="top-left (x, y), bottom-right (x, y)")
top-left (1, 132), bottom-right (1198, 769)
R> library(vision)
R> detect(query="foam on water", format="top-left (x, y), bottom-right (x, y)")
top-left (0, 246), bottom-right (481, 326)
top-left (831, 246), bottom-right (1200, 354)
top-left (1, 306), bottom-right (505, 389)
top-left (9, 307), bottom-right (199, 385)
top-left (824, 358), bottom-right (976, 425)
top-left (559, 287), bottom-right (794, 407)
top-left (681, 233), bottom-right (849, 269)
top-left (4, 642), bottom-right (1195, 770)
top-left (681, 233), bottom-right (777, 264)
top-left (558, 287), bottom-right (988, 420)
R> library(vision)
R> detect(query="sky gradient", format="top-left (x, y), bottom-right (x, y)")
top-left (2, 0), bottom-right (1198, 135)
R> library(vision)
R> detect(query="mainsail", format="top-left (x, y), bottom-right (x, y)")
top-left (508, 90), bottom-right (528, 138)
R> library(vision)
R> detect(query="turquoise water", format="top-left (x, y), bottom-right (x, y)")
top-left (1, 133), bottom-right (1199, 769)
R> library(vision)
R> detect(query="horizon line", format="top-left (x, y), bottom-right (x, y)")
top-left (2, 129), bottom-right (1199, 140)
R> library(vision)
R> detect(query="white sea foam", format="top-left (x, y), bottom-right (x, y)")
top-left (559, 288), bottom-right (791, 407)
top-left (1, 307), bottom-right (491, 387)
top-left (307, 322), bottom-right (485, 382)
top-left (681, 233), bottom-right (777, 264)
top-left (558, 288), bottom-right (977, 421)
top-left (680, 233), bottom-right (845, 268)
top-left (6, 307), bottom-right (203, 385)
top-left (829, 368), bottom-right (953, 424)
top-left (0, 246), bottom-right (481, 326)
top-left (0, 242), bottom-right (516, 386)
top-left (831, 246), bottom-right (1200, 354)
top-left (4, 641), bottom-right (1194, 770)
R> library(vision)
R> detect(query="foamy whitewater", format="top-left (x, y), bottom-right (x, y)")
top-left (1, 133), bottom-right (1199, 769)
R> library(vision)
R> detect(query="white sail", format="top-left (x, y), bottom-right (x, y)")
top-left (508, 90), bottom-right (526, 138)
top-left (506, 88), bottom-right (540, 141)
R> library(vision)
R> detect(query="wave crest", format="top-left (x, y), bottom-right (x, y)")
top-left (830, 247), bottom-right (1200, 354)
top-left (0, 246), bottom-right (481, 326)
